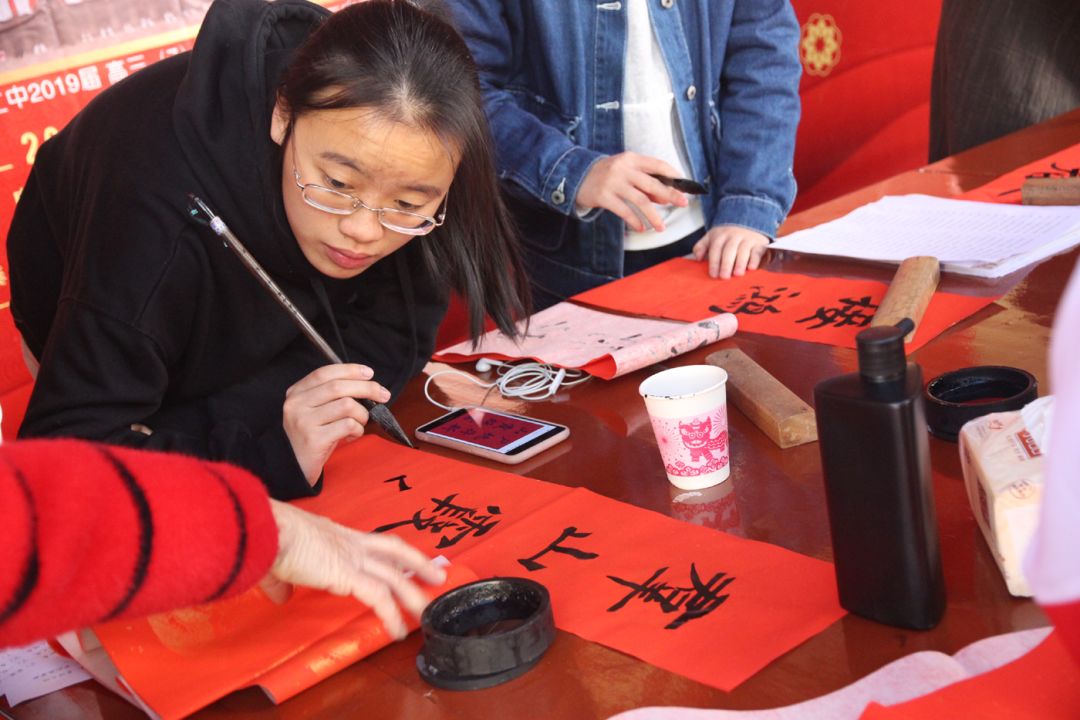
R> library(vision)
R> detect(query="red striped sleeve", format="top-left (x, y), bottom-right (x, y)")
top-left (0, 439), bottom-right (277, 648)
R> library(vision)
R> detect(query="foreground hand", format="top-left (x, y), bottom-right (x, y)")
top-left (263, 500), bottom-right (447, 639)
top-left (576, 152), bottom-right (688, 232)
top-left (283, 363), bottom-right (391, 485)
top-left (692, 226), bottom-right (771, 278)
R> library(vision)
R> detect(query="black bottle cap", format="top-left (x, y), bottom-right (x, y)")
top-left (857, 318), bottom-right (915, 383)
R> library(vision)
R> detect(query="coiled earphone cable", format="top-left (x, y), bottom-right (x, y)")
top-left (423, 360), bottom-right (591, 411)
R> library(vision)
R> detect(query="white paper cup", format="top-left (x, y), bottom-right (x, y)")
top-left (639, 365), bottom-right (730, 490)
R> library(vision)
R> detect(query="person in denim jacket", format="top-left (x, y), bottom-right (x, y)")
top-left (446, 0), bottom-right (802, 308)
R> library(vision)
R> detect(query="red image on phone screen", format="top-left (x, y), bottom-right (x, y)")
top-left (416, 408), bottom-right (570, 464)
top-left (431, 409), bottom-right (546, 450)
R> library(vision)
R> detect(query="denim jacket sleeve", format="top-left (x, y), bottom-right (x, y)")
top-left (709, 0), bottom-right (802, 239)
top-left (448, 0), bottom-right (603, 216)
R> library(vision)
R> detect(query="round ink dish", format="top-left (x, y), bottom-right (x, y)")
top-left (924, 365), bottom-right (1038, 441)
top-left (417, 577), bottom-right (555, 691)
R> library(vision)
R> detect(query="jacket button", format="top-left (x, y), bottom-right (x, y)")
top-left (686, 85), bottom-right (697, 100)
top-left (551, 188), bottom-right (566, 205)
top-left (661, 0), bottom-right (674, 7)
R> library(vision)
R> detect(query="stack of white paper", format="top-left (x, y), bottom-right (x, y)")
top-left (772, 195), bottom-right (1080, 278)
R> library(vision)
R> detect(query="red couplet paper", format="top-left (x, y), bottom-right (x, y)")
top-left (93, 436), bottom-right (844, 714)
top-left (310, 438), bottom-right (845, 692)
top-left (573, 261), bottom-right (995, 351)
top-left (89, 446), bottom-right (566, 718)
top-left (453, 488), bottom-right (844, 691)
top-left (858, 631), bottom-right (1080, 719)
top-left (961, 141), bottom-right (1080, 204)
top-left (90, 564), bottom-right (479, 720)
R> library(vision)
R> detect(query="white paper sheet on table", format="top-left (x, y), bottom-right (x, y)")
top-left (0, 640), bottom-right (91, 707)
top-left (771, 194), bottom-right (1080, 277)
top-left (433, 302), bottom-right (738, 379)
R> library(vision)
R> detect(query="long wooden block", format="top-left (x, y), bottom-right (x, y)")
top-left (706, 348), bottom-right (817, 449)
top-left (871, 256), bottom-right (940, 343)
top-left (1022, 176), bottom-right (1080, 205)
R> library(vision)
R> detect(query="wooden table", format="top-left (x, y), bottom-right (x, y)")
top-left (11, 109), bottom-right (1080, 720)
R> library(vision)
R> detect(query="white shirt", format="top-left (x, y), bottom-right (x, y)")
top-left (621, 0), bottom-right (704, 251)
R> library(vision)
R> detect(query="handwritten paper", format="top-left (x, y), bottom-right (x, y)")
top-left (434, 302), bottom-right (738, 379)
top-left (573, 262), bottom-right (995, 351)
top-left (962, 141), bottom-right (1080, 204)
top-left (769, 194), bottom-right (1080, 277)
top-left (85, 437), bottom-right (844, 718)
top-left (0, 640), bottom-right (91, 707)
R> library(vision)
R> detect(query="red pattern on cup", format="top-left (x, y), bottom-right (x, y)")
top-left (649, 407), bottom-right (729, 478)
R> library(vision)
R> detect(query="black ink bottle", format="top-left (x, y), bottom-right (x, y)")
top-left (813, 318), bottom-right (946, 630)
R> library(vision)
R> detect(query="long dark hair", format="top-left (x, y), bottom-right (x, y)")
top-left (275, 0), bottom-right (529, 340)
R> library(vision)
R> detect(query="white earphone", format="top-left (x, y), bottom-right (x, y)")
top-left (475, 358), bottom-right (508, 373)
top-left (425, 360), bottom-right (588, 410)
top-left (551, 368), bottom-right (567, 395)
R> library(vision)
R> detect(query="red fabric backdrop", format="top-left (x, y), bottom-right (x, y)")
top-left (791, 1), bottom-right (942, 211)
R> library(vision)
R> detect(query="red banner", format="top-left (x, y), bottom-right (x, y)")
top-left (0, 28), bottom-right (197, 437)
top-left (573, 261), bottom-right (996, 351)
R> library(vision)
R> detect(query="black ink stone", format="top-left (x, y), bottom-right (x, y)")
top-left (417, 577), bottom-right (555, 691)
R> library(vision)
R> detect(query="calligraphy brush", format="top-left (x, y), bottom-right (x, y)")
top-left (187, 194), bottom-right (414, 449)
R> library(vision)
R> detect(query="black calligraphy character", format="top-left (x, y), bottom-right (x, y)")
top-left (523, 319), bottom-right (568, 341)
top-left (517, 526), bottom-right (600, 571)
top-left (373, 493), bottom-right (501, 548)
top-left (429, 494), bottom-right (501, 548)
top-left (607, 564), bottom-right (735, 630)
top-left (383, 474), bottom-right (411, 492)
top-left (998, 162), bottom-right (1080, 198)
top-left (711, 285), bottom-right (801, 316)
top-left (796, 295), bottom-right (877, 329)
top-left (672, 565), bottom-right (736, 629)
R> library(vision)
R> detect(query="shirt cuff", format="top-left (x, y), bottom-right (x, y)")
top-left (711, 194), bottom-right (788, 239)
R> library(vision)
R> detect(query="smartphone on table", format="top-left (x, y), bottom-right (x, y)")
top-left (415, 407), bottom-right (570, 464)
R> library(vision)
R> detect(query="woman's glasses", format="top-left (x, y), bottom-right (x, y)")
top-left (291, 130), bottom-right (448, 236)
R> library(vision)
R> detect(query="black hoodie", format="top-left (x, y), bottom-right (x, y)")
top-left (7, 0), bottom-right (447, 499)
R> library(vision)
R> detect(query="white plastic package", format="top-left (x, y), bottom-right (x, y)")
top-left (958, 396), bottom-right (1053, 597)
